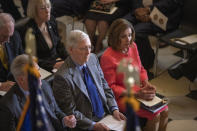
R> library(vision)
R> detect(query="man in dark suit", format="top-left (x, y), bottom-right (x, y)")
top-left (0, 13), bottom-right (24, 92)
top-left (124, 0), bottom-right (184, 71)
top-left (52, 30), bottom-right (125, 131)
top-left (0, 54), bottom-right (76, 131)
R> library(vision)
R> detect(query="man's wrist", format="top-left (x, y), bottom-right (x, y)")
top-left (89, 121), bottom-right (96, 130)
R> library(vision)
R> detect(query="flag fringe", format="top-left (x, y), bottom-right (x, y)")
top-left (122, 95), bottom-right (140, 112)
top-left (16, 96), bottom-right (30, 131)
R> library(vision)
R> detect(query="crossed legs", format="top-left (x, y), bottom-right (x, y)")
top-left (85, 19), bottom-right (109, 53)
top-left (143, 109), bottom-right (168, 131)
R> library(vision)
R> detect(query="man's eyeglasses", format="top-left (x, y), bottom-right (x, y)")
top-left (78, 46), bottom-right (94, 52)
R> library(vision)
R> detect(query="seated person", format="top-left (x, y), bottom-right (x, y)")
top-left (84, 0), bottom-right (132, 53)
top-left (0, 54), bottom-right (76, 130)
top-left (52, 30), bottom-right (125, 131)
top-left (100, 18), bottom-right (168, 131)
top-left (19, 0), bottom-right (68, 72)
top-left (0, 13), bottom-right (24, 92)
top-left (168, 53), bottom-right (197, 82)
top-left (123, 0), bottom-right (184, 70)
top-left (52, 0), bottom-right (91, 18)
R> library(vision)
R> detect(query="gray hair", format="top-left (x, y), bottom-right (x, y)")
top-left (0, 13), bottom-right (15, 29)
top-left (27, 0), bottom-right (51, 19)
top-left (66, 30), bottom-right (90, 52)
top-left (11, 54), bottom-right (29, 80)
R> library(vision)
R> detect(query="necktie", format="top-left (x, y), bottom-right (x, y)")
top-left (83, 66), bottom-right (104, 118)
top-left (0, 44), bottom-right (8, 69)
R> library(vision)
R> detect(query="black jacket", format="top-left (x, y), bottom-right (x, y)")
top-left (19, 17), bottom-right (68, 72)
top-left (0, 31), bottom-right (24, 82)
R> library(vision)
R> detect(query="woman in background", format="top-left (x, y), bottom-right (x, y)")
top-left (84, 0), bottom-right (134, 53)
top-left (19, 0), bottom-right (68, 72)
top-left (100, 18), bottom-right (168, 131)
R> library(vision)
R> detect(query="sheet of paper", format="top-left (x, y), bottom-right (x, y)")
top-left (150, 7), bottom-right (168, 31)
top-left (40, 68), bottom-right (52, 79)
top-left (138, 96), bottom-right (162, 107)
top-left (177, 34), bottom-right (197, 44)
top-left (0, 91), bottom-right (6, 96)
top-left (98, 115), bottom-right (126, 131)
top-left (143, 0), bottom-right (153, 7)
top-left (89, 7), bottom-right (118, 15)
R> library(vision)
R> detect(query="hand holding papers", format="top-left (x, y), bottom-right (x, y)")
top-left (150, 7), bottom-right (168, 31)
top-left (98, 115), bottom-right (125, 131)
top-left (40, 68), bottom-right (52, 79)
top-left (89, 0), bottom-right (118, 14)
top-left (138, 94), bottom-right (169, 113)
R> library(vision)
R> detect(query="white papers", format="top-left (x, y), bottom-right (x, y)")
top-left (174, 40), bottom-right (187, 45)
top-left (175, 34), bottom-right (197, 44)
top-left (150, 7), bottom-right (168, 31)
top-left (98, 115), bottom-right (126, 131)
top-left (0, 91), bottom-right (6, 96)
top-left (143, 0), bottom-right (153, 7)
top-left (138, 96), bottom-right (162, 107)
top-left (40, 68), bottom-right (52, 79)
top-left (89, 7), bottom-right (118, 14)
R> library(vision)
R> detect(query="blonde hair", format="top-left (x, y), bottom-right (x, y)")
top-left (27, 0), bottom-right (51, 19)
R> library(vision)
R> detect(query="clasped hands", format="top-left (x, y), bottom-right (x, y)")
top-left (63, 115), bottom-right (76, 128)
top-left (137, 80), bottom-right (156, 101)
top-left (134, 7), bottom-right (151, 22)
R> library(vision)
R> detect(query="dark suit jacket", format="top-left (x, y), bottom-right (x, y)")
top-left (0, 80), bottom-right (67, 131)
top-left (0, 31), bottom-right (24, 82)
top-left (53, 53), bottom-right (118, 131)
top-left (125, 0), bottom-right (184, 31)
top-left (19, 17), bottom-right (68, 72)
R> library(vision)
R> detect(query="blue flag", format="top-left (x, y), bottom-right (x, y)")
top-left (125, 103), bottom-right (141, 131)
top-left (17, 66), bottom-right (53, 131)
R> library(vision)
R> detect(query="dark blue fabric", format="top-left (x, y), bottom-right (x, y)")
top-left (83, 66), bottom-right (104, 118)
top-left (126, 103), bottom-right (141, 131)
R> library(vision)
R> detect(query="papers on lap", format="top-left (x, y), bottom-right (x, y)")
top-left (89, 0), bottom-right (117, 14)
top-left (138, 94), bottom-right (169, 113)
top-left (171, 34), bottom-right (197, 45)
top-left (150, 7), bottom-right (168, 31)
top-left (98, 115), bottom-right (126, 131)
top-left (40, 68), bottom-right (52, 79)
top-left (138, 96), bottom-right (162, 107)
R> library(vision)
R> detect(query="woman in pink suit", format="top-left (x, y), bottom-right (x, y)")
top-left (100, 18), bottom-right (168, 131)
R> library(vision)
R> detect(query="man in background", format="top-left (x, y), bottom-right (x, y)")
top-left (0, 54), bottom-right (76, 130)
top-left (0, 13), bottom-right (24, 92)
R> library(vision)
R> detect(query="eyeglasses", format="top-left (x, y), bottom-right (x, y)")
top-left (78, 46), bottom-right (94, 52)
top-left (39, 4), bottom-right (51, 10)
